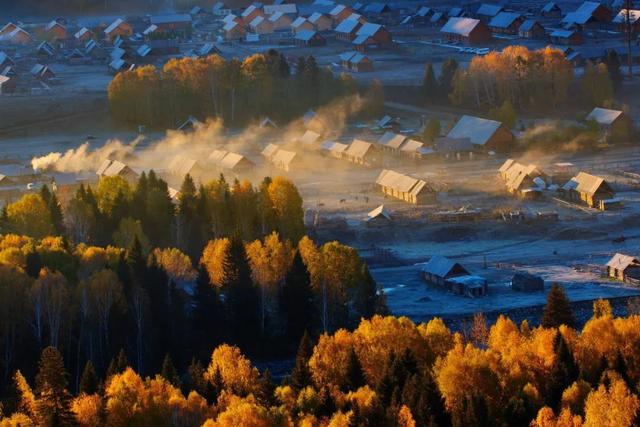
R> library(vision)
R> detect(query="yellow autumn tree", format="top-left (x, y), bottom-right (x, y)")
top-left (71, 394), bottom-right (103, 427)
top-left (583, 378), bottom-right (639, 427)
top-left (6, 194), bottom-right (53, 238)
top-left (205, 344), bottom-right (260, 396)
top-left (200, 238), bottom-right (231, 287)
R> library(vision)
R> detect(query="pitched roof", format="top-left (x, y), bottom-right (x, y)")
top-left (519, 19), bottom-right (541, 31)
top-left (476, 3), bottom-right (503, 16)
top-left (330, 4), bottom-right (348, 15)
top-left (292, 17), bottom-right (309, 28)
top-left (421, 255), bottom-right (469, 278)
top-left (295, 29), bottom-right (320, 41)
top-left (416, 6), bottom-right (433, 17)
top-left (399, 139), bottom-right (423, 153)
top-left (447, 115), bottom-right (504, 146)
top-left (356, 22), bottom-right (383, 36)
top-left (0, 52), bottom-right (13, 66)
top-left (586, 107), bottom-right (624, 125)
top-left (335, 17), bottom-right (362, 33)
top-left (300, 130), bottom-right (321, 145)
top-left (376, 169), bottom-right (419, 192)
top-left (209, 149), bottom-right (229, 163)
top-left (45, 20), bottom-right (65, 32)
top-left (220, 152), bottom-right (253, 169)
top-left (262, 143), bottom-right (280, 158)
top-left (104, 18), bottom-right (125, 34)
top-left (563, 171), bottom-right (608, 196)
top-left (613, 9), bottom-right (640, 24)
top-left (263, 3), bottom-right (297, 14)
top-left (367, 204), bottom-right (391, 220)
top-left (168, 156), bottom-right (200, 176)
top-left (74, 27), bottom-right (91, 39)
top-left (550, 29), bottom-right (576, 38)
top-left (242, 5), bottom-right (259, 17)
top-left (440, 17), bottom-right (482, 37)
top-left (308, 12), bottom-right (328, 24)
top-left (434, 137), bottom-right (475, 153)
top-left (151, 14), bottom-right (192, 25)
top-left (562, 1), bottom-right (605, 24)
top-left (499, 158), bottom-right (515, 173)
top-left (489, 12), bottom-right (522, 28)
top-left (606, 253), bottom-right (640, 270)
top-left (377, 132), bottom-right (407, 149)
top-left (272, 148), bottom-right (297, 165)
top-left (346, 139), bottom-right (374, 158)
top-left (321, 140), bottom-right (349, 153)
top-left (542, 2), bottom-right (560, 13)
top-left (339, 50), bottom-right (357, 61)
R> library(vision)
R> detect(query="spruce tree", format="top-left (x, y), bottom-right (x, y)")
top-left (546, 332), bottom-right (579, 408)
top-left (422, 63), bottom-right (437, 104)
top-left (225, 236), bottom-right (260, 350)
top-left (280, 252), bottom-right (316, 342)
top-left (35, 347), bottom-right (74, 427)
top-left (161, 354), bottom-right (180, 387)
top-left (192, 264), bottom-right (222, 360)
top-left (290, 331), bottom-right (314, 391)
top-left (354, 264), bottom-right (383, 320)
top-left (79, 360), bottom-right (98, 395)
top-left (48, 192), bottom-right (64, 236)
top-left (25, 251), bottom-right (42, 278)
top-left (107, 349), bottom-right (129, 377)
top-left (541, 283), bottom-right (576, 328)
top-left (187, 358), bottom-right (213, 402)
top-left (343, 347), bottom-right (366, 391)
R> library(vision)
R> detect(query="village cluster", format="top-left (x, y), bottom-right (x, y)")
top-left (1, 0), bottom-right (640, 93)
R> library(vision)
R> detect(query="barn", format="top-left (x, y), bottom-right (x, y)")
top-left (447, 115), bottom-right (515, 153)
top-left (440, 17), bottom-right (491, 44)
top-left (518, 20), bottom-right (545, 38)
top-left (294, 30), bottom-right (326, 47)
top-left (488, 12), bottom-right (524, 35)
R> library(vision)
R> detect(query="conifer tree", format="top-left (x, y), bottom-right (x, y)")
top-left (79, 360), bottom-right (98, 395)
top-left (290, 331), bottom-right (314, 391)
top-left (541, 284), bottom-right (576, 328)
top-left (422, 63), bottom-right (437, 104)
top-left (35, 346), bottom-right (74, 427)
top-left (547, 332), bottom-right (579, 408)
top-left (344, 348), bottom-right (366, 391)
top-left (161, 354), bottom-right (180, 387)
top-left (280, 252), bottom-right (316, 342)
top-left (106, 349), bottom-right (128, 378)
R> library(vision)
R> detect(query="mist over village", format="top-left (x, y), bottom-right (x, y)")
top-left (1, 0), bottom-right (640, 425)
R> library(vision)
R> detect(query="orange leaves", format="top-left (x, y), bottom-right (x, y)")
top-left (584, 379), bottom-right (639, 427)
top-left (245, 232), bottom-right (294, 292)
top-left (152, 247), bottom-right (196, 283)
top-left (201, 238), bottom-right (231, 288)
top-left (206, 344), bottom-right (260, 397)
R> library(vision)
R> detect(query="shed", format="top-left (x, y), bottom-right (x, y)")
top-left (74, 27), bottom-right (93, 42)
top-left (366, 204), bottom-right (392, 226)
top-left (562, 171), bottom-right (615, 210)
top-left (447, 115), bottom-right (514, 153)
top-left (261, 143), bottom-right (280, 160)
top-left (321, 140), bottom-right (349, 158)
top-left (299, 130), bottom-right (322, 148)
top-left (218, 152), bottom-right (255, 172)
top-left (177, 116), bottom-right (202, 132)
top-left (512, 272), bottom-right (544, 292)
top-left (440, 17), bottom-right (491, 44)
top-left (562, 1), bottom-right (612, 26)
top-left (249, 15), bottom-right (274, 34)
top-left (352, 23), bottom-right (392, 50)
top-left (434, 137), bottom-right (476, 159)
top-left (376, 169), bottom-right (436, 204)
top-left (606, 253), bottom-right (640, 283)
top-left (241, 5), bottom-right (264, 24)
top-left (168, 156), bottom-right (206, 179)
top-left (45, 20), bottom-right (68, 40)
top-left (330, 5), bottom-right (355, 25)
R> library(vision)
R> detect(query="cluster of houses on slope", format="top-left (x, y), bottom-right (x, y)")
top-left (395, 0), bottom-right (640, 49)
top-left (220, 0), bottom-right (393, 52)
top-left (498, 158), bottom-right (620, 210)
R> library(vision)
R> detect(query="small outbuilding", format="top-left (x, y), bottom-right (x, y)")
top-left (365, 204), bottom-right (392, 226)
top-left (511, 272), bottom-right (544, 292)
top-left (606, 253), bottom-right (640, 284)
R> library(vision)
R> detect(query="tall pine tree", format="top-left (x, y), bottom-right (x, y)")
top-left (541, 284), bottom-right (576, 328)
top-left (35, 347), bottom-right (74, 427)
